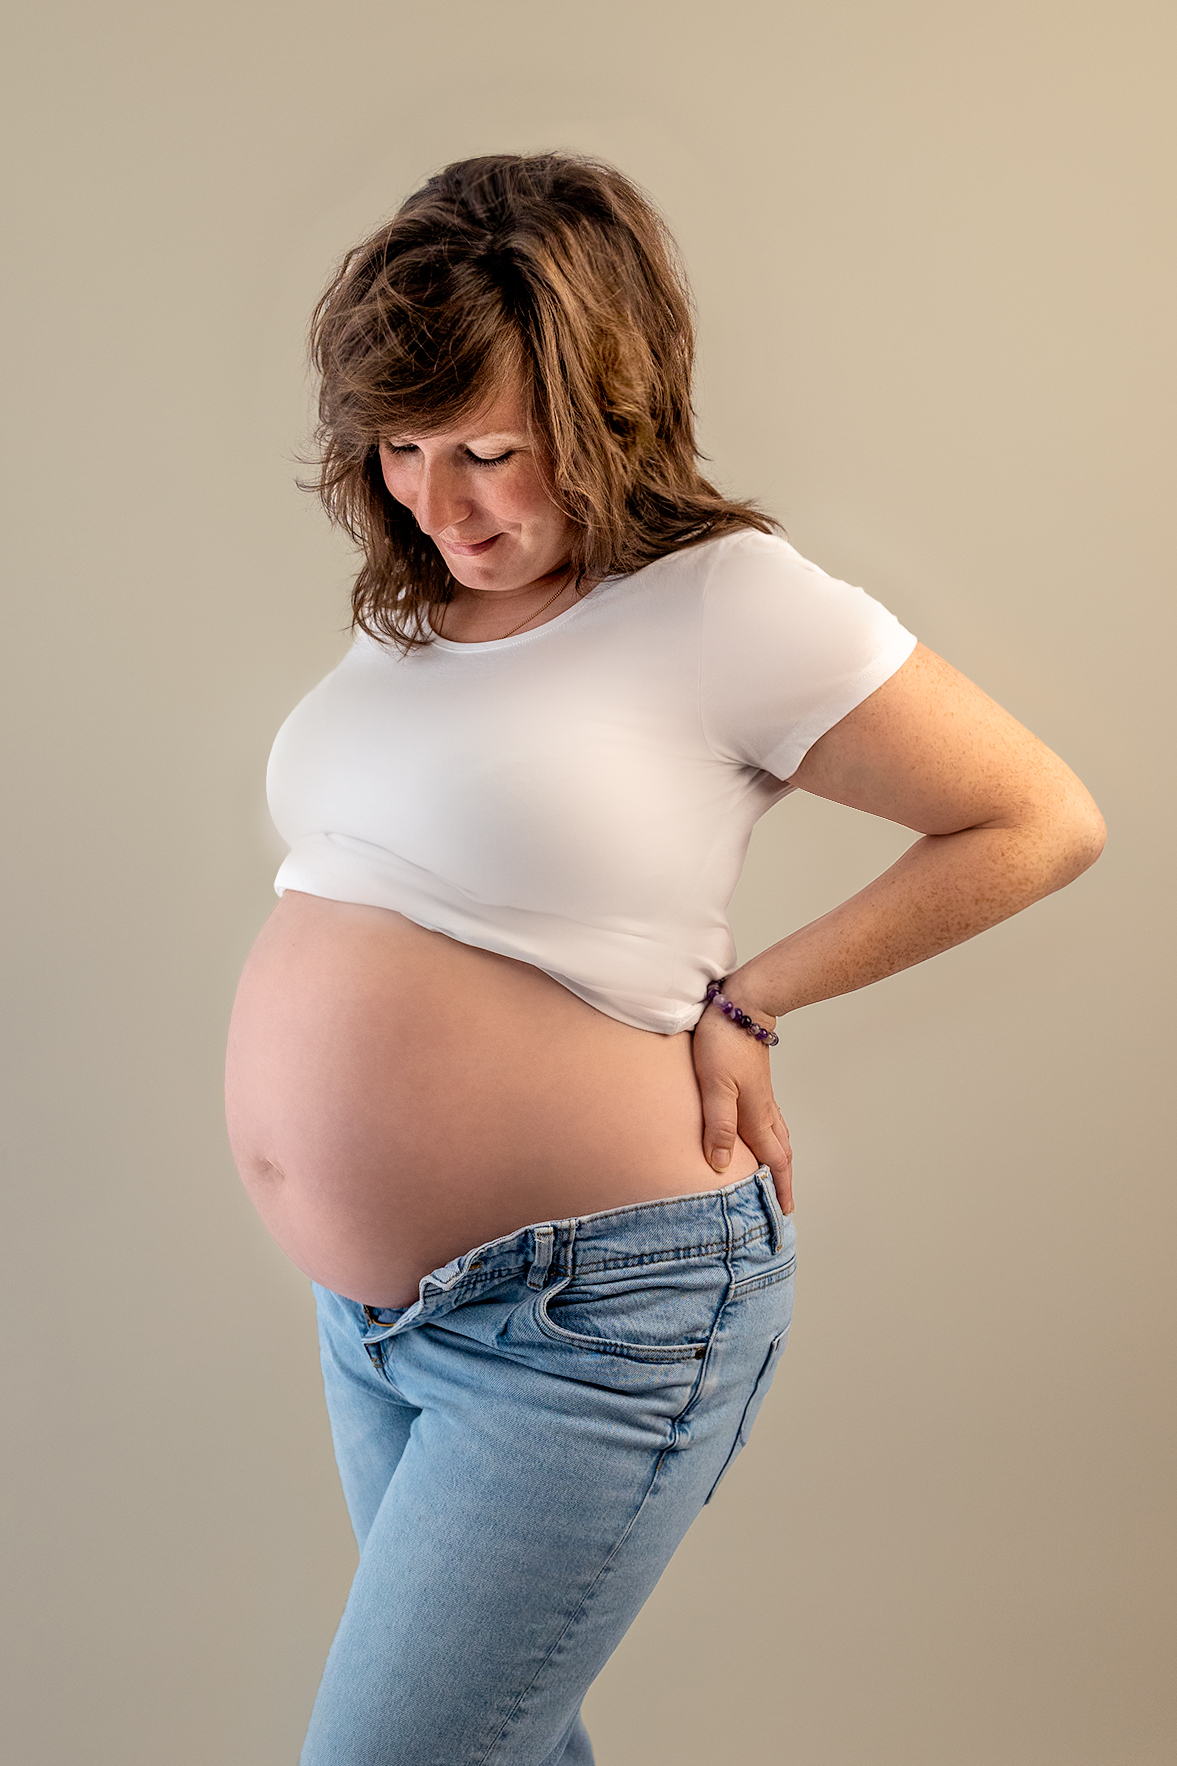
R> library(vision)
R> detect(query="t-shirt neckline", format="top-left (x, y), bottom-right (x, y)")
top-left (418, 535), bottom-right (735, 651)
top-left (423, 575), bottom-right (620, 652)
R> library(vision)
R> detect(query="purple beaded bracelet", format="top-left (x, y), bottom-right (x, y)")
top-left (702, 979), bottom-right (779, 1046)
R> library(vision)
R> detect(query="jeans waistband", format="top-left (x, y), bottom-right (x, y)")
top-left (360, 1166), bottom-right (790, 1339)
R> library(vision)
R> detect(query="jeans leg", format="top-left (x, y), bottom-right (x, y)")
top-left (312, 1283), bottom-right (418, 1550)
top-left (543, 1711), bottom-right (593, 1765)
top-left (301, 1182), bottom-right (794, 1766)
top-left (299, 1319), bottom-right (712, 1765)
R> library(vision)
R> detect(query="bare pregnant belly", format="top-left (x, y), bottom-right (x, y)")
top-left (224, 891), bottom-right (760, 1305)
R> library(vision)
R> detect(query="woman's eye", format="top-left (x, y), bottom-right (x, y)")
top-left (380, 443), bottom-right (513, 467)
top-left (465, 448), bottom-right (514, 467)
top-left (379, 441), bottom-right (512, 469)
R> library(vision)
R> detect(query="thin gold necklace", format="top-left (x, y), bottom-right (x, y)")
top-left (435, 574), bottom-right (571, 642)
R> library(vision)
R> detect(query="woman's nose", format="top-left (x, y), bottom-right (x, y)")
top-left (412, 462), bottom-right (472, 538)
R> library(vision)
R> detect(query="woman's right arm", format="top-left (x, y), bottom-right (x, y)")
top-left (693, 642), bottom-right (1105, 1188)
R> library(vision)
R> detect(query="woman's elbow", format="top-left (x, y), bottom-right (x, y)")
top-left (1082, 788), bottom-right (1107, 850)
top-left (1003, 774), bottom-right (1106, 899)
top-left (1073, 801), bottom-right (1107, 872)
top-left (1049, 790), bottom-right (1107, 888)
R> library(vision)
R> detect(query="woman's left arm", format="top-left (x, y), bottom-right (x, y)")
top-left (692, 642), bottom-right (1107, 1205)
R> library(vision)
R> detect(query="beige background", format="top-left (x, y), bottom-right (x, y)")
top-left (2, 2), bottom-right (1173, 1761)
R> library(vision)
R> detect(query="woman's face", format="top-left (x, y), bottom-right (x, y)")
top-left (378, 383), bottom-right (576, 597)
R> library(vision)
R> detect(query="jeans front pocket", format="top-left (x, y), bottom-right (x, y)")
top-left (534, 1253), bottom-right (727, 1363)
top-left (704, 1328), bottom-right (790, 1503)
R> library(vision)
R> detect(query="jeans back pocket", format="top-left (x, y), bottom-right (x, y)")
top-left (704, 1327), bottom-right (790, 1503)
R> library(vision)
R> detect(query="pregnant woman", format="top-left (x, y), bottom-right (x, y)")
top-left (224, 152), bottom-right (1104, 1766)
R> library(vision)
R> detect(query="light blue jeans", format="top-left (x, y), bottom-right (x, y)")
top-left (301, 1166), bottom-right (795, 1766)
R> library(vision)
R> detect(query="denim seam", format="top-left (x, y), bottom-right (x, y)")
top-left (373, 1357), bottom-right (412, 1402)
top-left (573, 1240), bottom-right (724, 1272)
top-left (703, 1327), bottom-right (791, 1505)
top-left (571, 1225), bottom-right (769, 1275)
top-left (720, 1182), bottom-right (738, 1300)
top-left (472, 1367), bottom-right (709, 1766)
top-left (503, 1224), bottom-right (771, 1281)
top-left (531, 1208), bottom-right (770, 1360)
top-left (387, 1226), bottom-right (773, 1313)
top-left (532, 1283), bottom-right (710, 1363)
top-left (359, 1225), bottom-right (775, 1338)
top-left (662, 1187), bottom-right (740, 1439)
top-left (726, 1256), bottom-right (797, 1300)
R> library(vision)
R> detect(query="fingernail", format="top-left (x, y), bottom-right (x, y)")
top-left (711, 1149), bottom-right (731, 1170)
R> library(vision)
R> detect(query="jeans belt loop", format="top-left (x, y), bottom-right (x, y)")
top-left (527, 1223), bottom-right (555, 1289)
top-left (756, 1168), bottom-right (784, 1254)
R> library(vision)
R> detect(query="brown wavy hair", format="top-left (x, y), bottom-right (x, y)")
top-left (305, 151), bottom-right (781, 650)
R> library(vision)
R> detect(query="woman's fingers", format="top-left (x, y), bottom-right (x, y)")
top-left (693, 1025), bottom-right (794, 1213)
top-left (740, 1107), bottom-right (793, 1214)
top-left (763, 1116), bottom-right (794, 1215)
top-left (698, 1069), bottom-right (740, 1172)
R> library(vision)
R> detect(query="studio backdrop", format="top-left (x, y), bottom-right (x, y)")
top-left (2, 3), bottom-right (1173, 1763)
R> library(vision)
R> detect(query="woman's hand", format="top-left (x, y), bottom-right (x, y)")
top-left (691, 1001), bottom-right (794, 1214)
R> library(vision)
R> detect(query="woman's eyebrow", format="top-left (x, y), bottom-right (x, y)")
top-left (382, 428), bottom-right (527, 446)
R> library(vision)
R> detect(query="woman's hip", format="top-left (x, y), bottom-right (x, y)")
top-left (314, 1165), bottom-right (795, 1506)
top-left (302, 1171), bottom-right (795, 1763)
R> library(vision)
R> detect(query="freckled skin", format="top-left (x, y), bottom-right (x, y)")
top-left (226, 379), bottom-right (1106, 1307)
top-left (728, 643), bottom-right (1106, 1018)
top-left (376, 381), bottom-right (587, 641)
top-left (694, 644), bottom-right (1105, 1187)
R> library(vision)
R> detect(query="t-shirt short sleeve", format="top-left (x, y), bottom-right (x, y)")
top-left (698, 531), bottom-right (918, 780)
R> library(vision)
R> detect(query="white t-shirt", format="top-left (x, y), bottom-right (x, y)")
top-left (267, 529), bottom-right (917, 1035)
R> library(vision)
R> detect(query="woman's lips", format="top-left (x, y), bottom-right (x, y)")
top-left (442, 534), bottom-right (500, 557)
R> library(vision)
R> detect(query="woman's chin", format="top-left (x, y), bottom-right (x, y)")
top-left (449, 558), bottom-right (561, 597)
